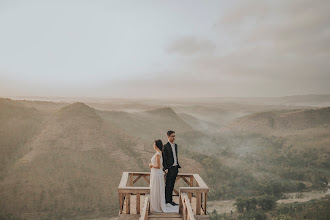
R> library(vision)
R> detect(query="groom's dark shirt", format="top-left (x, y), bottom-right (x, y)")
top-left (162, 142), bottom-right (181, 171)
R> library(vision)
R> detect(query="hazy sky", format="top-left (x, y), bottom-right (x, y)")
top-left (1, 0), bottom-right (329, 98)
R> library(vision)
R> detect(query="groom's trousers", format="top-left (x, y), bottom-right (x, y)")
top-left (165, 165), bottom-right (179, 203)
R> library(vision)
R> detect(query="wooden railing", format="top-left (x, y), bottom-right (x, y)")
top-left (180, 193), bottom-right (195, 220)
top-left (179, 174), bottom-right (208, 215)
top-left (139, 196), bottom-right (150, 220)
top-left (118, 172), bottom-right (150, 215)
top-left (118, 171), bottom-right (208, 219)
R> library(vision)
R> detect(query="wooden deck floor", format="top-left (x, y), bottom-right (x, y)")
top-left (122, 194), bottom-right (207, 216)
top-left (148, 212), bottom-right (182, 220)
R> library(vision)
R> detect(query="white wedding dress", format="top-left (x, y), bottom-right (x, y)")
top-left (150, 152), bottom-right (179, 213)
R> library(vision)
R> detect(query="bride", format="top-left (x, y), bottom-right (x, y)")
top-left (149, 139), bottom-right (179, 213)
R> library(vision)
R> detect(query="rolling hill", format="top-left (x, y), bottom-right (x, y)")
top-left (97, 106), bottom-right (222, 154)
top-left (0, 98), bottom-right (45, 179)
top-left (221, 107), bottom-right (330, 134)
top-left (220, 107), bottom-right (330, 153)
top-left (0, 99), bottom-right (204, 219)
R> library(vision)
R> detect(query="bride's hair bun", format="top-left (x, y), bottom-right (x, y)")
top-left (154, 139), bottom-right (163, 151)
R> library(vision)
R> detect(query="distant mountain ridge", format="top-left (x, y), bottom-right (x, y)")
top-left (222, 107), bottom-right (330, 133)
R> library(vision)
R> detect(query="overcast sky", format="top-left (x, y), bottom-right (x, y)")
top-left (0, 0), bottom-right (329, 98)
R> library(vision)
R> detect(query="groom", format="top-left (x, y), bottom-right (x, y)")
top-left (162, 130), bottom-right (181, 206)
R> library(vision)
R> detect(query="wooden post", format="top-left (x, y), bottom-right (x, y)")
top-left (126, 193), bottom-right (130, 214)
top-left (196, 193), bottom-right (201, 215)
top-left (183, 201), bottom-right (187, 220)
top-left (119, 192), bottom-right (123, 214)
top-left (188, 192), bottom-right (192, 203)
top-left (204, 192), bottom-right (207, 214)
top-left (129, 173), bottom-right (133, 186)
top-left (190, 176), bottom-right (194, 187)
top-left (148, 197), bottom-right (151, 213)
top-left (136, 193), bottom-right (140, 214)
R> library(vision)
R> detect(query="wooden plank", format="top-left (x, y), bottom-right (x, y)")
top-left (192, 174), bottom-right (207, 188)
top-left (126, 193), bottom-right (131, 214)
top-left (179, 187), bottom-right (209, 193)
top-left (177, 173), bottom-right (195, 177)
top-left (118, 187), bottom-right (150, 194)
top-left (203, 192), bottom-right (207, 214)
top-left (185, 197), bottom-right (195, 220)
top-left (133, 175), bottom-right (142, 184)
top-left (136, 193), bottom-right (140, 214)
top-left (181, 176), bottom-right (190, 186)
top-left (181, 193), bottom-right (195, 220)
top-left (190, 176), bottom-right (194, 187)
top-left (129, 173), bottom-right (133, 186)
top-left (139, 196), bottom-right (149, 220)
top-left (149, 213), bottom-right (182, 218)
top-left (119, 193), bottom-right (123, 214)
top-left (182, 194), bottom-right (187, 220)
top-left (195, 193), bottom-right (201, 215)
top-left (179, 193), bottom-right (182, 215)
top-left (148, 197), bottom-right (150, 213)
top-left (130, 172), bottom-right (150, 175)
top-left (188, 192), bottom-right (192, 203)
top-left (119, 187), bottom-right (150, 190)
top-left (119, 172), bottom-right (129, 188)
top-left (142, 175), bottom-right (150, 184)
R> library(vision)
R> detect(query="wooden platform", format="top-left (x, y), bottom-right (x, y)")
top-left (118, 172), bottom-right (209, 220)
top-left (119, 195), bottom-right (208, 220)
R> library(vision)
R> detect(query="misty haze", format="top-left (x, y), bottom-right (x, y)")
top-left (1, 1), bottom-right (330, 220)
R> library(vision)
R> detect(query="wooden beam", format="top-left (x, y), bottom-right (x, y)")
top-left (119, 172), bottom-right (128, 188)
top-left (181, 193), bottom-right (195, 220)
top-left (179, 193), bottom-right (183, 215)
top-left (118, 187), bottom-right (150, 194)
top-left (125, 193), bottom-right (130, 214)
top-left (193, 174), bottom-right (208, 188)
top-left (196, 193), bottom-right (201, 215)
top-left (133, 175), bottom-right (142, 184)
top-left (180, 187), bottom-right (209, 193)
top-left (203, 192), bottom-right (207, 214)
top-left (181, 176), bottom-right (190, 186)
top-left (130, 172), bottom-right (150, 175)
top-left (139, 196), bottom-right (149, 220)
top-left (136, 193), bottom-right (140, 214)
top-left (185, 197), bottom-right (195, 220)
top-left (119, 193), bottom-right (123, 214)
top-left (190, 176), bottom-right (194, 187)
top-left (142, 175), bottom-right (150, 184)
top-left (188, 192), bottom-right (192, 203)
